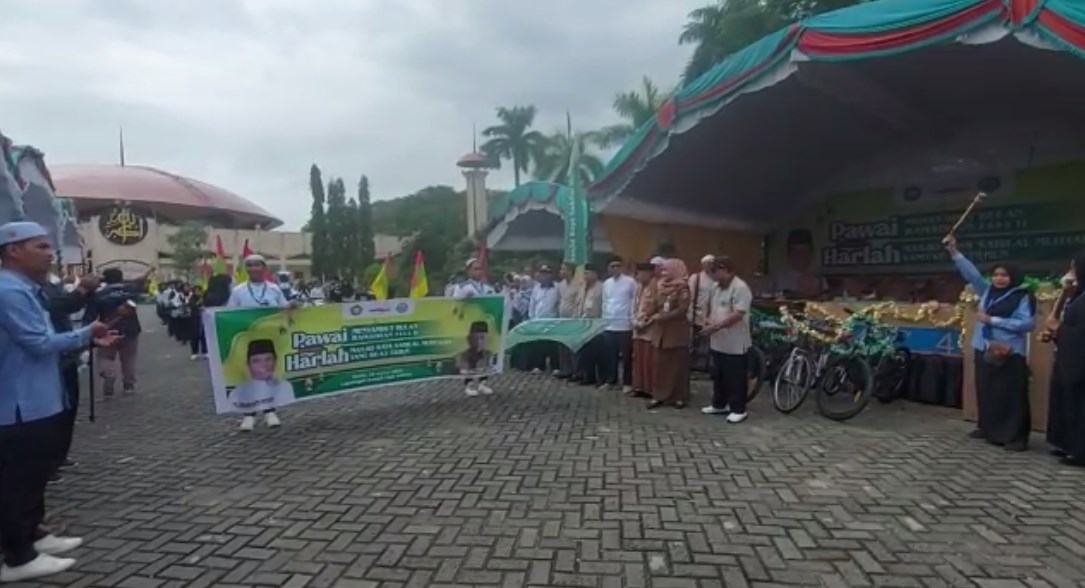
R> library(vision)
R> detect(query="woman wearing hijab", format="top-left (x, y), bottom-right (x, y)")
top-left (646, 258), bottom-right (692, 409)
top-left (946, 236), bottom-right (1036, 451)
top-left (1049, 251), bottom-right (1085, 465)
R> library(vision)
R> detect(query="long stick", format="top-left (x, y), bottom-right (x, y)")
top-left (942, 192), bottom-right (987, 243)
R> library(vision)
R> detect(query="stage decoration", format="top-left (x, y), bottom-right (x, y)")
top-left (590, 0), bottom-right (1085, 201)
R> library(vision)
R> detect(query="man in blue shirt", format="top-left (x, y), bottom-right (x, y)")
top-left (0, 221), bottom-right (119, 583)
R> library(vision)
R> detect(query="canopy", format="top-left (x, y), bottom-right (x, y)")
top-left (588, 0), bottom-right (1085, 231)
top-left (486, 181), bottom-right (612, 253)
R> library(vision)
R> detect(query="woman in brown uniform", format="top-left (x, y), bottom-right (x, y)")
top-left (647, 258), bottom-right (692, 409)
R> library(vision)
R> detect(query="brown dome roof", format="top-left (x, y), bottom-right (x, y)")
top-left (51, 164), bottom-right (282, 229)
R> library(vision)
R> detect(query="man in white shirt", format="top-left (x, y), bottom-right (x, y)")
top-left (700, 257), bottom-right (754, 423)
top-left (600, 257), bottom-right (637, 392)
top-left (226, 254), bottom-right (294, 431)
top-left (555, 262), bottom-right (581, 379)
top-left (688, 254), bottom-right (716, 329)
top-left (527, 265), bottom-right (560, 373)
top-left (453, 258), bottom-right (496, 396)
top-left (229, 339), bottom-right (297, 413)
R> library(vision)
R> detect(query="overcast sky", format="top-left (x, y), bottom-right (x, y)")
top-left (0, 0), bottom-right (705, 229)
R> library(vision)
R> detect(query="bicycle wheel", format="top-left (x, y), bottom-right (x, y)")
top-left (815, 355), bottom-right (875, 421)
top-left (773, 352), bottom-right (813, 413)
top-left (874, 349), bottom-right (910, 404)
top-left (746, 345), bottom-right (767, 401)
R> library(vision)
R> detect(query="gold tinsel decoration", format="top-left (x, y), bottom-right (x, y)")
top-left (779, 285), bottom-right (1064, 351)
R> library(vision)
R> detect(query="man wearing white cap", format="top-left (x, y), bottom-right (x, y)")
top-left (0, 221), bottom-right (121, 582)
top-left (227, 253), bottom-right (294, 431)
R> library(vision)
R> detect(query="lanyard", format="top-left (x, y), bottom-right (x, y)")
top-left (247, 282), bottom-right (270, 306)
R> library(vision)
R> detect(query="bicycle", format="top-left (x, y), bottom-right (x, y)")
top-left (771, 316), bottom-right (877, 420)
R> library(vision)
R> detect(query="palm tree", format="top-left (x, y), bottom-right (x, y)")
top-left (533, 129), bottom-right (605, 187)
top-left (597, 77), bottom-right (668, 148)
top-left (679, 0), bottom-right (865, 82)
top-left (480, 106), bottom-right (547, 187)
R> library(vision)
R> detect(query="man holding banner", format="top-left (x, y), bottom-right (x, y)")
top-left (227, 254), bottom-right (296, 431)
top-left (453, 257), bottom-right (496, 396)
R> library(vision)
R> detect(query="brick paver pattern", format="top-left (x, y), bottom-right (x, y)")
top-left (19, 310), bottom-right (1085, 587)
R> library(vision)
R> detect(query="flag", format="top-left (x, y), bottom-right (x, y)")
top-left (371, 254), bottom-right (392, 300)
top-left (409, 251), bottom-right (429, 298)
top-left (146, 274), bottom-right (158, 295)
top-left (234, 239), bottom-right (253, 285)
top-left (477, 241), bottom-right (488, 282)
top-left (212, 235), bottom-right (227, 275)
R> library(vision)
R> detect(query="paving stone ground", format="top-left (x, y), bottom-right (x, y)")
top-left (20, 309), bottom-right (1085, 587)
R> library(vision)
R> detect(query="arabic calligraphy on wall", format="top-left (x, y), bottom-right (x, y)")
top-left (98, 206), bottom-right (149, 246)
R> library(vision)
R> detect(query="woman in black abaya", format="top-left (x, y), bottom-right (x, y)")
top-left (1050, 251), bottom-right (1085, 465)
top-left (947, 237), bottom-right (1036, 451)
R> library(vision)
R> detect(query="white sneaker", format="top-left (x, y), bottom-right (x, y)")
top-left (621, 385), bottom-right (633, 394)
top-left (239, 416), bottom-right (255, 432)
top-left (465, 384), bottom-right (480, 397)
top-left (478, 383), bottom-right (494, 395)
top-left (33, 535), bottom-right (83, 556)
top-left (702, 405), bottom-right (730, 415)
top-left (264, 412), bottom-right (281, 428)
top-left (190, 354), bottom-right (200, 361)
top-left (726, 412), bottom-right (748, 424)
top-left (597, 383), bottom-right (612, 391)
top-left (0, 554), bottom-right (76, 583)
top-left (530, 368), bottom-right (542, 375)
top-left (551, 369), bottom-right (561, 377)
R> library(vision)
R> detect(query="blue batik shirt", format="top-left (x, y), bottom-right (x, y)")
top-left (0, 269), bottom-right (94, 425)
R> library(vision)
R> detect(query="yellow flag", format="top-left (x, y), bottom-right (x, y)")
top-left (371, 254), bottom-right (392, 300)
top-left (409, 251), bottom-right (428, 298)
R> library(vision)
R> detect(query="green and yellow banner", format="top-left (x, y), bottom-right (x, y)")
top-left (203, 296), bottom-right (508, 414)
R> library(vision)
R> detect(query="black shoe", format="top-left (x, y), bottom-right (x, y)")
top-left (1050, 449), bottom-right (1068, 458)
top-left (61, 459), bottom-right (77, 469)
top-left (48, 472), bottom-right (63, 484)
top-left (647, 401), bottom-right (664, 410)
top-left (1005, 441), bottom-right (1028, 452)
top-left (1060, 456), bottom-right (1085, 467)
top-left (967, 429), bottom-right (985, 440)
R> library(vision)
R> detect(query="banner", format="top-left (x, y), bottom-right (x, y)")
top-left (769, 162), bottom-right (1085, 277)
top-left (505, 319), bottom-right (608, 353)
top-left (203, 296), bottom-right (508, 414)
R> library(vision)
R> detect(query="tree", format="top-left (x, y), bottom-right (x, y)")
top-left (597, 77), bottom-right (668, 147)
top-left (480, 105), bottom-right (547, 187)
top-left (679, 0), bottom-right (865, 82)
top-left (356, 175), bottom-right (375, 275)
top-left (325, 177), bottom-right (349, 275)
top-left (533, 130), bottom-right (605, 186)
top-left (166, 221), bottom-right (210, 278)
top-left (308, 164), bottom-right (330, 279)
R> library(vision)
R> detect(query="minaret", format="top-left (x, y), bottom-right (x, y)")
top-left (456, 131), bottom-right (491, 238)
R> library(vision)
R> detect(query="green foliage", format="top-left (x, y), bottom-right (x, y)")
top-left (680, 0), bottom-right (866, 82)
top-left (597, 77), bottom-right (669, 148)
top-left (356, 175), bottom-right (375, 271)
top-left (481, 106), bottom-right (548, 187)
top-left (307, 164), bottom-right (329, 279)
top-left (166, 221), bottom-right (210, 278)
top-left (325, 177), bottom-right (349, 275)
top-left (532, 130), bottom-right (605, 185)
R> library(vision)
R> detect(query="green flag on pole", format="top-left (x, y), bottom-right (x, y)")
top-left (561, 112), bottom-right (592, 266)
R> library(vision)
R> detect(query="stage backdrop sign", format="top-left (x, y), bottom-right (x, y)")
top-left (770, 162), bottom-right (1085, 275)
top-left (203, 296), bottom-right (508, 414)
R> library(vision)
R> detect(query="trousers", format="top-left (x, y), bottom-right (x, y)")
top-left (57, 364), bottom-right (80, 469)
top-left (710, 350), bottom-right (749, 414)
top-left (0, 413), bottom-right (65, 567)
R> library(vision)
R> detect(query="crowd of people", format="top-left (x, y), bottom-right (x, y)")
top-left (454, 254), bottom-right (756, 422)
top-left (3, 214), bottom-right (1085, 583)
